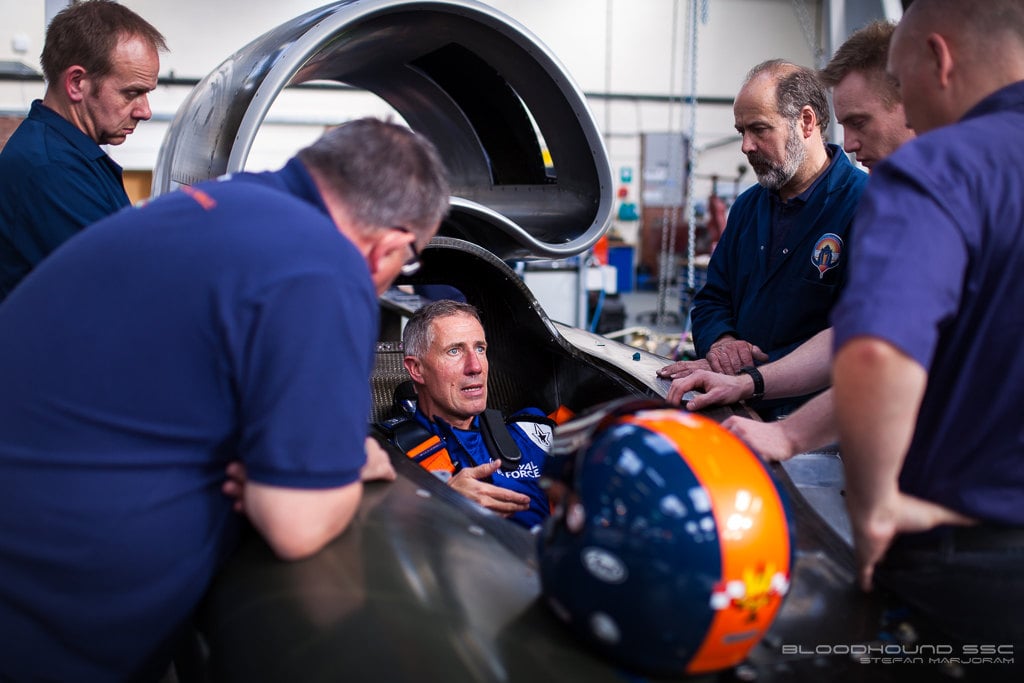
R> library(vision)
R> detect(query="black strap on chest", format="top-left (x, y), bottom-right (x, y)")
top-left (382, 407), bottom-right (524, 473)
top-left (377, 414), bottom-right (434, 453)
top-left (479, 408), bottom-right (522, 472)
top-left (389, 418), bottom-right (436, 454)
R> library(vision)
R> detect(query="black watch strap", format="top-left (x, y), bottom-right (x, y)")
top-left (738, 365), bottom-right (765, 401)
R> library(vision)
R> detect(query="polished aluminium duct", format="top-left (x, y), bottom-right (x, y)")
top-left (153, 0), bottom-right (612, 260)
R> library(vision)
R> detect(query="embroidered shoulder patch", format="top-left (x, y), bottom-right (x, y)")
top-left (519, 421), bottom-right (553, 452)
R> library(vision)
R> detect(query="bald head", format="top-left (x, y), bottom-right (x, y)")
top-left (900, 0), bottom-right (1024, 51)
top-left (890, 0), bottom-right (1024, 133)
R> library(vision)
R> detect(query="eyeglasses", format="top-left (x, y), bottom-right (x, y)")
top-left (392, 227), bottom-right (422, 276)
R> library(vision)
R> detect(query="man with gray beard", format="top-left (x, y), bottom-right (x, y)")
top-left (663, 59), bottom-right (868, 419)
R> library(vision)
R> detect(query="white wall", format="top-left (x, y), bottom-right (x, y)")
top-left (0, 0), bottom-right (885, 202)
top-left (1, 2), bottom-right (43, 65)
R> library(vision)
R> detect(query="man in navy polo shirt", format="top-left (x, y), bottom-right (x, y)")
top-left (832, 0), bottom-right (1024, 647)
top-left (0, 118), bottom-right (449, 681)
top-left (0, 0), bottom-right (166, 301)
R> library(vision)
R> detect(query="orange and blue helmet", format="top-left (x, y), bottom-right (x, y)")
top-left (538, 398), bottom-right (795, 677)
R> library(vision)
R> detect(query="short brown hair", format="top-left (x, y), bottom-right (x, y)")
top-left (41, 0), bottom-right (167, 84)
top-left (819, 21), bottom-right (899, 107)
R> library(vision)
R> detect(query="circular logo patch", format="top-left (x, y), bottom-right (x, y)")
top-left (811, 232), bottom-right (843, 279)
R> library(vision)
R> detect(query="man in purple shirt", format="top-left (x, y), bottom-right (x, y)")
top-left (832, 0), bottom-right (1024, 647)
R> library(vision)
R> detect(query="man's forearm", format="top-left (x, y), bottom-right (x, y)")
top-left (245, 480), bottom-right (363, 561)
top-left (777, 389), bottom-right (838, 454)
top-left (761, 328), bottom-right (833, 399)
top-left (833, 337), bottom-right (927, 566)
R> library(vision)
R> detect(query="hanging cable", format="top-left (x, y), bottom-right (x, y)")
top-left (681, 0), bottom-right (709, 328)
top-left (654, 0), bottom-right (682, 330)
top-left (792, 0), bottom-right (825, 68)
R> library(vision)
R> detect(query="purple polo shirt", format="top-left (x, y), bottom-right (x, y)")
top-left (832, 81), bottom-right (1024, 525)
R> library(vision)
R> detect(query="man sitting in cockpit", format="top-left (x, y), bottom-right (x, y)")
top-left (380, 300), bottom-right (554, 530)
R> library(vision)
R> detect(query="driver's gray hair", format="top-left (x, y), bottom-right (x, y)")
top-left (403, 300), bottom-right (482, 358)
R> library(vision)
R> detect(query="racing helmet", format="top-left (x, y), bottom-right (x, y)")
top-left (538, 399), bottom-right (794, 676)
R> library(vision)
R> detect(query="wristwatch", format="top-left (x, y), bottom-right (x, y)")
top-left (738, 365), bottom-right (765, 401)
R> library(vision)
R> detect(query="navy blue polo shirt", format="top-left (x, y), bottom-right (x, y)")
top-left (832, 81), bottom-right (1024, 524)
top-left (0, 100), bottom-right (130, 300)
top-left (0, 158), bottom-right (376, 680)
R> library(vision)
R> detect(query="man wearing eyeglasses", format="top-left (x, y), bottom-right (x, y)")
top-left (0, 118), bottom-right (449, 682)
